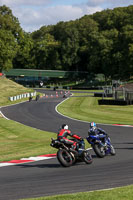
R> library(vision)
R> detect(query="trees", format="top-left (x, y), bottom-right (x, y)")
top-left (52, 21), bottom-right (80, 71)
top-left (13, 32), bottom-right (34, 69)
top-left (119, 24), bottom-right (133, 79)
top-left (29, 5), bottom-right (133, 80)
top-left (76, 16), bottom-right (100, 73)
top-left (91, 5), bottom-right (133, 80)
top-left (31, 33), bottom-right (60, 70)
top-left (0, 5), bottom-right (22, 71)
top-left (1, 4), bottom-right (133, 81)
top-left (0, 29), bottom-right (18, 71)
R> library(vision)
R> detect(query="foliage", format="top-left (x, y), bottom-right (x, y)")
top-left (1, 5), bottom-right (133, 80)
top-left (0, 5), bottom-right (23, 71)
top-left (0, 29), bottom-right (18, 71)
top-left (31, 33), bottom-right (60, 70)
top-left (13, 32), bottom-right (34, 69)
top-left (24, 5), bottom-right (133, 80)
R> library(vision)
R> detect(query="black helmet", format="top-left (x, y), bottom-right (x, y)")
top-left (62, 124), bottom-right (68, 129)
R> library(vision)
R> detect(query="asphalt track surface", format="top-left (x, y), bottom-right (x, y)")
top-left (0, 89), bottom-right (133, 200)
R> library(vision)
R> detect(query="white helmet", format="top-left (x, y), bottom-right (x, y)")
top-left (62, 124), bottom-right (68, 130)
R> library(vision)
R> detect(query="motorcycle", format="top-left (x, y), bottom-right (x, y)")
top-left (50, 138), bottom-right (93, 167)
top-left (86, 133), bottom-right (116, 158)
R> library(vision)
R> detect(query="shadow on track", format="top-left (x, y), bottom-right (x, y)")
top-left (16, 154), bottom-right (103, 169)
top-left (17, 163), bottom-right (61, 168)
top-left (17, 161), bottom-right (95, 168)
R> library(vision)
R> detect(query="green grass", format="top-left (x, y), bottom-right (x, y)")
top-left (57, 96), bottom-right (133, 125)
top-left (22, 185), bottom-right (133, 200)
top-left (0, 77), bottom-right (34, 106)
top-left (0, 77), bottom-right (57, 161)
top-left (0, 118), bottom-right (57, 161)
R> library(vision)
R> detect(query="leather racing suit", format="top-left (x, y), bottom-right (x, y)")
top-left (57, 128), bottom-right (82, 150)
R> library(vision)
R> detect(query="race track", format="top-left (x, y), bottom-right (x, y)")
top-left (0, 89), bottom-right (133, 200)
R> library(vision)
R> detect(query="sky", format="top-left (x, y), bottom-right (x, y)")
top-left (0, 0), bottom-right (133, 32)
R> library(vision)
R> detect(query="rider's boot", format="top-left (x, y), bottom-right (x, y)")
top-left (103, 142), bottom-right (108, 150)
top-left (70, 143), bottom-right (78, 156)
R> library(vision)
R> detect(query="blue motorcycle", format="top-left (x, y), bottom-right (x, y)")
top-left (86, 133), bottom-right (116, 158)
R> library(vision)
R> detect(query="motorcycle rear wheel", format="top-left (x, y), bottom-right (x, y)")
top-left (93, 144), bottom-right (105, 158)
top-left (57, 149), bottom-right (73, 167)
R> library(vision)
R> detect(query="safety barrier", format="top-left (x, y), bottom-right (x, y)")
top-left (9, 90), bottom-right (70, 101)
top-left (9, 91), bottom-right (36, 101)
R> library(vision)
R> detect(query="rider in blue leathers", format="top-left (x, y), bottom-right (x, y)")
top-left (88, 122), bottom-right (108, 146)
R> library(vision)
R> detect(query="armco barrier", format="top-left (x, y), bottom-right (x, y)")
top-left (9, 91), bottom-right (36, 101)
top-left (13, 96), bottom-right (16, 101)
top-left (98, 99), bottom-right (129, 105)
top-left (94, 93), bottom-right (113, 97)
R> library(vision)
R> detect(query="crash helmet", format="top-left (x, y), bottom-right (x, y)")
top-left (62, 124), bottom-right (68, 130)
top-left (90, 122), bottom-right (96, 130)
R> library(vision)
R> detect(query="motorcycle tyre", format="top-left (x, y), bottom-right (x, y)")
top-left (110, 145), bottom-right (116, 155)
top-left (57, 149), bottom-right (73, 167)
top-left (83, 151), bottom-right (93, 164)
top-left (93, 144), bottom-right (105, 158)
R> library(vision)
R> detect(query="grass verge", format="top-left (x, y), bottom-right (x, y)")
top-left (0, 118), bottom-right (56, 161)
top-left (0, 77), bottom-right (57, 162)
top-left (0, 77), bottom-right (35, 106)
top-left (22, 185), bottom-right (133, 200)
top-left (57, 96), bottom-right (133, 125)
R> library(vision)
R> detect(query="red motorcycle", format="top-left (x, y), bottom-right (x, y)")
top-left (50, 138), bottom-right (93, 167)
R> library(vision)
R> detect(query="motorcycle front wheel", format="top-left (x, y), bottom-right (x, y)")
top-left (93, 144), bottom-right (105, 158)
top-left (83, 151), bottom-right (93, 164)
top-left (57, 149), bottom-right (73, 167)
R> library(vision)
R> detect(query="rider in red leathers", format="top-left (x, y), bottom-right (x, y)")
top-left (57, 124), bottom-right (82, 150)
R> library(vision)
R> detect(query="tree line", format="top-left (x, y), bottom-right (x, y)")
top-left (0, 5), bottom-right (133, 80)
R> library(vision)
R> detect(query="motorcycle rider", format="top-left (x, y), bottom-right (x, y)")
top-left (88, 122), bottom-right (108, 146)
top-left (57, 124), bottom-right (83, 150)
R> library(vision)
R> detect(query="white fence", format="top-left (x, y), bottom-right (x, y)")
top-left (9, 91), bottom-right (36, 101)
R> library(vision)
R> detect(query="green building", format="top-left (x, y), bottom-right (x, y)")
top-left (3, 69), bottom-right (88, 87)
